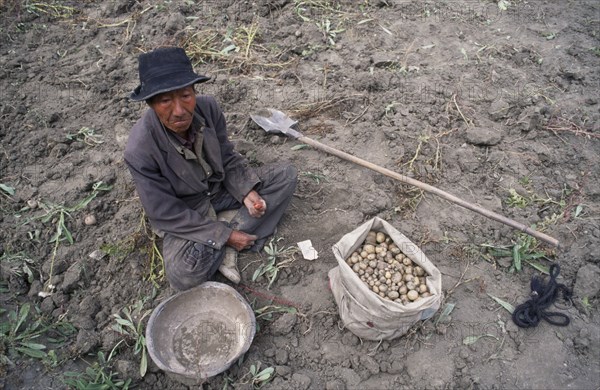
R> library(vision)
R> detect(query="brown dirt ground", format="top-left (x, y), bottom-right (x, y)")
top-left (1, 1), bottom-right (599, 389)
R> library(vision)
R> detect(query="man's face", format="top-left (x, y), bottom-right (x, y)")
top-left (148, 86), bottom-right (196, 136)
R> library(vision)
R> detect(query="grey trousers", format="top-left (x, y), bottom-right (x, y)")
top-left (163, 163), bottom-right (297, 291)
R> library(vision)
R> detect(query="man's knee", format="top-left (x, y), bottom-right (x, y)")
top-left (266, 163), bottom-right (297, 190)
top-left (163, 238), bottom-right (224, 291)
top-left (281, 163), bottom-right (297, 193)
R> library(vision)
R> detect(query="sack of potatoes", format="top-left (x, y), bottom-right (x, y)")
top-left (329, 217), bottom-right (443, 340)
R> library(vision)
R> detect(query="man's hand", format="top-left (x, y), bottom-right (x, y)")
top-left (226, 230), bottom-right (258, 251)
top-left (243, 190), bottom-right (266, 218)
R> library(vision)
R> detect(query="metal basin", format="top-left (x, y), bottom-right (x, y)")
top-left (146, 282), bottom-right (255, 382)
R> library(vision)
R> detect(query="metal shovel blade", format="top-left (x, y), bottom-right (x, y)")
top-left (250, 108), bottom-right (302, 138)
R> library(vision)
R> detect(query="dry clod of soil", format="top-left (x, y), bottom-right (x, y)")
top-left (61, 262), bottom-right (83, 293)
top-left (290, 372), bottom-right (312, 390)
top-left (325, 379), bottom-right (346, 390)
top-left (275, 365), bottom-right (293, 378)
top-left (465, 126), bottom-right (503, 146)
top-left (270, 312), bottom-right (297, 335)
top-left (574, 264), bottom-right (600, 300)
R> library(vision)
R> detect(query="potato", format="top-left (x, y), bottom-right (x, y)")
top-left (351, 230), bottom-right (433, 304)
top-left (366, 231), bottom-right (377, 245)
top-left (407, 290), bottom-right (419, 301)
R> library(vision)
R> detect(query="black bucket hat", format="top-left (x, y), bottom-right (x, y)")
top-left (130, 47), bottom-right (210, 102)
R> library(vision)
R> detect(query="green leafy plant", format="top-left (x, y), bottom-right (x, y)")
top-left (66, 126), bottom-right (104, 146)
top-left (21, 181), bottom-right (112, 292)
top-left (506, 188), bottom-right (529, 208)
top-left (111, 300), bottom-right (151, 377)
top-left (294, 0), bottom-right (347, 23)
top-left (315, 18), bottom-right (345, 46)
top-left (240, 362), bottom-right (274, 389)
top-left (63, 349), bottom-right (131, 390)
top-left (254, 304), bottom-right (297, 321)
top-left (138, 214), bottom-right (165, 286)
top-left (301, 171), bottom-right (327, 184)
top-left (0, 183), bottom-right (15, 198)
top-left (252, 238), bottom-right (297, 289)
top-left (24, 1), bottom-right (76, 18)
top-left (0, 251), bottom-right (35, 284)
top-left (488, 294), bottom-right (515, 314)
top-left (0, 303), bottom-right (75, 367)
top-left (481, 232), bottom-right (552, 274)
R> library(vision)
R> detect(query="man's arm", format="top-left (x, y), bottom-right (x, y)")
top-left (125, 149), bottom-right (233, 250)
top-left (199, 96), bottom-right (261, 203)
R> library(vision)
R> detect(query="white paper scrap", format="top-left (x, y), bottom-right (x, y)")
top-left (297, 240), bottom-right (318, 260)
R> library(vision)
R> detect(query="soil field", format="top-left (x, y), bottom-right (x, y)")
top-left (1, 0), bottom-right (599, 389)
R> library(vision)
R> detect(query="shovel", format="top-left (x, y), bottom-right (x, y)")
top-left (251, 108), bottom-right (560, 248)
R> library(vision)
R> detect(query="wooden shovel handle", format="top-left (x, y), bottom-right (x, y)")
top-left (298, 136), bottom-right (560, 247)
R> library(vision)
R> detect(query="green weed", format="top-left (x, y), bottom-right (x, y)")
top-left (253, 304), bottom-right (297, 321)
top-left (24, 1), bottom-right (76, 18)
top-left (481, 232), bottom-right (552, 274)
top-left (0, 183), bottom-right (15, 198)
top-left (66, 127), bottom-right (104, 146)
top-left (100, 238), bottom-right (136, 262)
top-left (249, 363), bottom-right (274, 388)
top-left (506, 185), bottom-right (570, 211)
top-left (21, 181), bottom-right (112, 293)
top-left (138, 215), bottom-right (165, 286)
top-left (111, 299), bottom-right (151, 377)
top-left (294, 0), bottom-right (346, 22)
top-left (236, 362), bottom-right (274, 389)
top-left (0, 252), bottom-right (35, 284)
top-left (63, 349), bottom-right (131, 390)
top-left (0, 303), bottom-right (75, 367)
top-left (506, 188), bottom-right (529, 208)
top-left (316, 18), bottom-right (345, 46)
top-left (252, 238), bottom-right (297, 289)
top-left (301, 171), bottom-right (327, 184)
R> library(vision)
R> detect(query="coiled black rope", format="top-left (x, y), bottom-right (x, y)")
top-left (512, 264), bottom-right (572, 328)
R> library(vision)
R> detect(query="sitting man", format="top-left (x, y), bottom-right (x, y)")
top-left (125, 47), bottom-right (297, 291)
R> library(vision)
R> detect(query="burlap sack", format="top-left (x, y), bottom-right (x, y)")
top-left (329, 217), bottom-right (443, 340)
